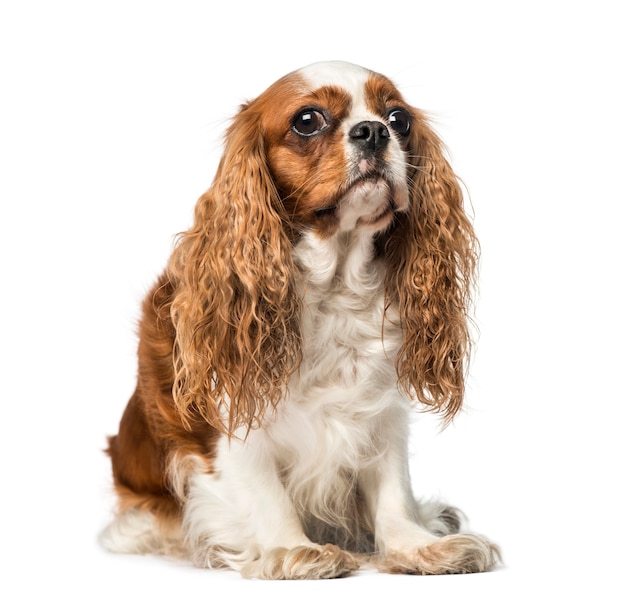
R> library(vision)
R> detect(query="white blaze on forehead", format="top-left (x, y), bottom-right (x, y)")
top-left (297, 61), bottom-right (376, 123)
top-left (297, 61), bottom-right (371, 93)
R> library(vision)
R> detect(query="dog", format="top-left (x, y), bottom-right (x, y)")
top-left (101, 60), bottom-right (499, 579)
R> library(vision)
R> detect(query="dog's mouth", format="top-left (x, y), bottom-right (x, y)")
top-left (331, 176), bottom-right (407, 232)
top-left (314, 175), bottom-right (407, 220)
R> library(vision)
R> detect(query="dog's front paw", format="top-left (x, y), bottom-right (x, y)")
top-left (243, 544), bottom-right (360, 580)
top-left (378, 533), bottom-right (500, 575)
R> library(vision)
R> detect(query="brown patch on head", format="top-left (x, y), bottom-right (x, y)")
top-left (363, 72), bottom-right (407, 115)
top-left (252, 75), bottom-right (354, 237)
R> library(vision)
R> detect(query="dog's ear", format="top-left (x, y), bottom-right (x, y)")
top-left (384, 108), bottom-right (478, 422)
top-left (168, 101), bottom-right (301, 437)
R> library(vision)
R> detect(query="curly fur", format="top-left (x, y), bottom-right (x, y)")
top-left (168, 105), bottom-right (302, 435)
top-left (383, 109), bottom-right (478, 421)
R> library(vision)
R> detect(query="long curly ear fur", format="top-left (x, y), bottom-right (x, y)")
top-left (384, 109), bottom-right (478, 422)
top-left (168, 103), bottom-right (301, 436)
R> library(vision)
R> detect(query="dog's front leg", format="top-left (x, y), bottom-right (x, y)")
top-left (182, 435), bottom-right (358, 579)
top-left (361, 427), bottom-right (499, 575)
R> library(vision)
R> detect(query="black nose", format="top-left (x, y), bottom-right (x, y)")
top-left (349, 120), bottom-right (390, 154)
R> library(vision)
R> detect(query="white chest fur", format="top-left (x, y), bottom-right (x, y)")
top-left (292, 229), bottom-right (402, 399)
top-left (256, 231), bottom-right (407, 540)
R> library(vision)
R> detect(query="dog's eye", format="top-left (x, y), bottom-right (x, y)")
top-left (292, 109), bottom-right (328, 137)
top-left (388, 108), bottom-right (411, 137)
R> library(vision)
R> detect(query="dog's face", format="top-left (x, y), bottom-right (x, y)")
top-left (250, 61), bottom-right (413, 237)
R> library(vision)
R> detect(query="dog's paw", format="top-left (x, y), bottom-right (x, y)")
top-left (242, 543), bottom-right (360, 580)
top-left (378, 533), bottom-right (500, 575)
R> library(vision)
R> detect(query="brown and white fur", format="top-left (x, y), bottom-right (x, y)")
top-left (101, 61), bottom-right (499, 579)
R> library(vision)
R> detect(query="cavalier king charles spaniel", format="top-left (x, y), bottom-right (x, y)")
top-left (101, 61), bottom-right (499, 579)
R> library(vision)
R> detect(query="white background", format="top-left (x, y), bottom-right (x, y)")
top-left (1, 1), bottom-right (624, 596)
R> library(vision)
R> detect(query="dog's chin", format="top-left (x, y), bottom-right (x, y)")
top-left (359, 202), bottom-right (396, 231)
top-left (338, 178), bottom-right (407, 233)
